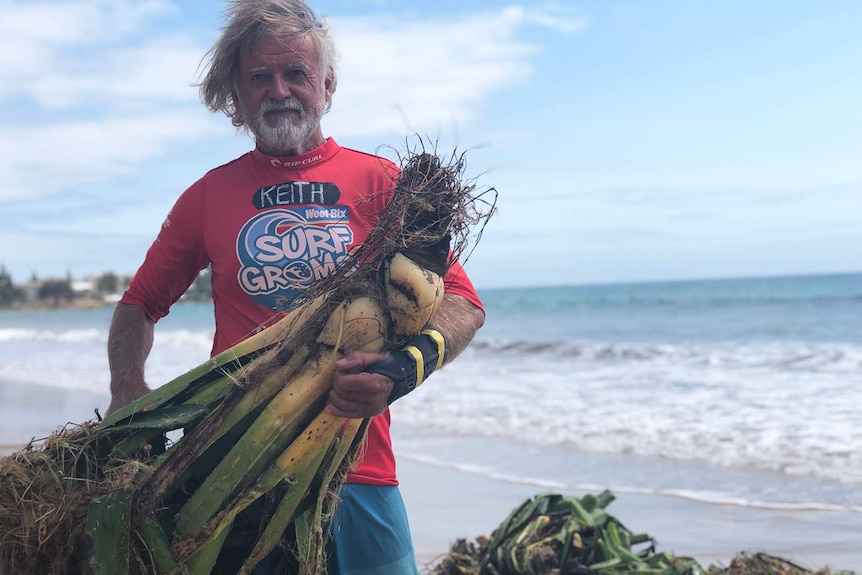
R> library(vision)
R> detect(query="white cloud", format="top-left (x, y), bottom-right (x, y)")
top-left (325, 5), bottom-right (583, 137)
top-left (0, 0), bottom-right (174, 41)
top-left (511, 4), bottom-right (589, 33)
top-left (0, 1), bottom-right (198, 107)
top-left (24, 35), bottom-right (206, 108)
top-left (0, 110), bottom-right (222, 200)
top-left (0, 3), bottom-right (579, 203)
top-left (0, 0), bottom-right (214, 200)
top-left (0, 0), bottom-right (177, 86)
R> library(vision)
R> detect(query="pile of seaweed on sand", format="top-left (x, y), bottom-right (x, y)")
top-left (427, 491), bottom-right (857, 575)
top-left (0, 141), bottom-right (496, 575)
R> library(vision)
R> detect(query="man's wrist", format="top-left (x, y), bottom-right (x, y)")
top-left (107, 380), bottom-right (151, 414)
top-left (365, 329), bottom-right (449, 404)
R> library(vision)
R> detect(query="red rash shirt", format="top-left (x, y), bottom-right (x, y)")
top-left (121, 138), bottom-right (483, 485)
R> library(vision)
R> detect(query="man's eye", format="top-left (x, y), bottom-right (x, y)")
top-left (250, 73), bottom-right (270, 83)
top-left (286, 69), bottom-right (307, 79)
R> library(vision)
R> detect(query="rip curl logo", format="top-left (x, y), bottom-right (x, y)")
top-left (236, 208), bottom-right (354, 310)
top-left (269, 154), bottom-right (324, 168)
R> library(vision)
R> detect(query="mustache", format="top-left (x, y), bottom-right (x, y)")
top-left (260, 98), bottom-right (304, 115)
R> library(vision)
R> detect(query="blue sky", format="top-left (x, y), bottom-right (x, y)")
top-left (1, 1), bottom-right (860, 289)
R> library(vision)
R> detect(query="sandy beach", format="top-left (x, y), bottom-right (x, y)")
top-left (397, 455), bottom-right (862, 573)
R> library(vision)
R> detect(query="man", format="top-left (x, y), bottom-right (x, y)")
top-left (106, 1), bottom-right (485, 574)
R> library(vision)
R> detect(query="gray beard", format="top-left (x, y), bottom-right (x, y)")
top-left (251, 98), bottom-right (321, 156)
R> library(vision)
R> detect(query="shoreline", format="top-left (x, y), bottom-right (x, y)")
top-left (0, 300), bottom-right (109, 312)
top-left (0, 296), bottom-right (212, 313)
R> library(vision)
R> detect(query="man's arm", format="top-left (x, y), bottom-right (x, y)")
top-left (106, 302), bottom-right (155, 415)
top-left (425, 293), bottom-right (486, 363)
top-left (326, 293), bottom-right (485, 418)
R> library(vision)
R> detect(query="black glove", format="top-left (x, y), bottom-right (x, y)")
top-left (365, 329), bottom-right (449, 404)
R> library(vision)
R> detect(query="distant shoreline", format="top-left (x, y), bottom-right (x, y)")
top-left (0, 296), bottom-right (213, 314)
top-left (0, 298), bottom-right (114, 312)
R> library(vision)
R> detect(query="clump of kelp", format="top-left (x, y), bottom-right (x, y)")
top-left (428, 491), bottom-right (857, 575)
top-left (0, 423), bottom-right (137, 575)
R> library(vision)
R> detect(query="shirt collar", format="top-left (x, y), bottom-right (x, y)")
top-left (251, 137), bottom-right (340, 169)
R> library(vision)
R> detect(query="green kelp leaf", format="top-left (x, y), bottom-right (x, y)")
top-left (104, 403), bottom-right (209, 432)
top-left (138, 513), bottom-right (177, 573)
top-left (83, 489), bottom-right (134, 575)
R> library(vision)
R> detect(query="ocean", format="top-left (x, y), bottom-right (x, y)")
top-left (1, 272), bottom-right (860, 519)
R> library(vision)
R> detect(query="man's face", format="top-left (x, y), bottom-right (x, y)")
top-left (235, 33), bottom-right (333, 156)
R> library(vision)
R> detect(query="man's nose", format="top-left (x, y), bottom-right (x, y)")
top-left (271, 75), bottom-right (291, 100)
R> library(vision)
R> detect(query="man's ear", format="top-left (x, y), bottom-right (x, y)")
top-left (324, 69), bottom-right (337, 109)
top-left (230, 87), bottom-right (244, 125)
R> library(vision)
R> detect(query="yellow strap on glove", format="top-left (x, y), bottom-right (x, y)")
top-left (365, 328), bottom-right (449, 404)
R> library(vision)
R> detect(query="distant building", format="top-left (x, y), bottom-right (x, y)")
top-left (71, 279), bottom-right (96, 299)
top-left (19, 280), bottom-right (42, 304)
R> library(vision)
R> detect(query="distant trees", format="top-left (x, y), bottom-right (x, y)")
top-left (38, 279), bottom-right (74, 305)
top-left (0, 265), bottom-right (22, 307)
top-left (95, 272), bottom-right (119, 295)
top-left (185, 267), bottom-right (213, 301)
top-left (0, 266), bottom-right (212, 310)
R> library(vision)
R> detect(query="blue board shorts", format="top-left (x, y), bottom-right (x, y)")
top-left (327, 484), bottom-right (419, 575)
top-left (219, 483), bottom-right (417, 574)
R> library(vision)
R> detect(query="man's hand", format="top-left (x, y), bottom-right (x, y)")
top-left (324, 293), bottom-right (484, 418)
top-left (326, 351), bottom-right (394, 418)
